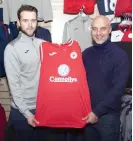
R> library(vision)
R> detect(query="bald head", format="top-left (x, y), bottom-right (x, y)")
top-left (91, 15), bottom-right (112, 44)
top-left (92, 15), bottom-right (111, 29)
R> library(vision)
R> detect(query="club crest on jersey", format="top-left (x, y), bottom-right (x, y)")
top-left (70, 52), bottom-right (77, 59)
top-left (128, 33), bottom-right (132, 38)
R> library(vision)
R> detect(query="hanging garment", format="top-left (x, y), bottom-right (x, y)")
top-left (35, 40), bottom-right (92, 128)
top-left (0, 104), bottom-right (7, 141)
top-left (111, 25), bottom-right (132, 42)
top-left (62, 15), bottom-right (93, 52)
top-left (3, 0), bottom-right (53, 25)
top-left (0, 21), bottom-right (19, 78)
top-left (97, 0), bottom-right (121, 30)
top-left (35, 26), bottom-right (52, 42)
top-left (114, 42), bottom-right (132, 88)
top-left (0, 21), bottom-right (8, 77)
top-left (120, 95), bottom-right (132, 141)
top-left (115, 0), bottom-right (132, 16)
top-left (0, 8), bottom-right (3, 21)
top-left (63, 0), bottom-right (96, 14)
top-left (8, 22), bottom-right (19, 42)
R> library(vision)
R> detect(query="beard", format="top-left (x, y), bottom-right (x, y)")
top-left (19, 25), bottom-right (37, 37)
top-left (93, 36), bottom-right (109, 44)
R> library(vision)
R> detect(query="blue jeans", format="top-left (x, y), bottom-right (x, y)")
top-left (8, 107), bottom-right (36, 141)
top-left (84, 113), bottom-right (120, 141)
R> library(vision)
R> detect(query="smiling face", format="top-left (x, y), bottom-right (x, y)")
top-left (17, 11), bottom-right (37, 37)
top-left (91, 16), bottom-right (111, 44)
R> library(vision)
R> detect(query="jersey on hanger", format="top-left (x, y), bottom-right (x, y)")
top-left (63, 0), bottom-right (96, 14)
top-left (111, 25), bottom-right (132, 42)
top-left (115, 0), bottom-right (132, 16)
top-left (97, 0), bottom-right (121, 29)
top-left (62, 15), bottom-right (93, 52)
top-left (35, 40), bottom-right (92, 128)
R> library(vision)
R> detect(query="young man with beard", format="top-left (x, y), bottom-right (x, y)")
top-left (4, 5), bottom-right (43, 141)
top-left (82, 15), bottom-right (129, 141)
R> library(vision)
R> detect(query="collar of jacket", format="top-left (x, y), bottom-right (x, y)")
top-left (75, 14), bottom-right (90, 21)
top-left (93, 37), bottom-right (111, 50)
top-left (19, 31), bottom-right (35, 42)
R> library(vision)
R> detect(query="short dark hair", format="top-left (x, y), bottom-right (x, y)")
top-left (17, 5), bottom-right (38, 20)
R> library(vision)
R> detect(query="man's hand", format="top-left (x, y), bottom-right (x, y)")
top-left (27, 115), bottom-right (39, 127)
top-left (82, 112), bottom-right (99, 124)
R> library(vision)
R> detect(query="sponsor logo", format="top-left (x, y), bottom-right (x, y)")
top-left (58, 64), bottom-right (70, 77)
top-left (49, 76), bottom-right (77, 83)
top-left (49, 52), bottom-right (57, 56)
top-left (74, 28), bottom-right (79, 31)
top-left (25, 50), bottom-right (29, 53)
top-left (49, 64), bottom-right (78, 83)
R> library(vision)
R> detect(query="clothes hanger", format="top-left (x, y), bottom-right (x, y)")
top-left (127, 13), bottom-right (132, 25)
top-left (120, 13), bottom-right (132, 25)
top-left (124, 13), bottom-right (132, 25)
top-left (78, 5), bottom-right (86, 17)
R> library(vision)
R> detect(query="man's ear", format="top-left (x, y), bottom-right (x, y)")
top-left (109, 26), bottom-right (112, 34)
top-left (17, 19), bottom-right (20, 28)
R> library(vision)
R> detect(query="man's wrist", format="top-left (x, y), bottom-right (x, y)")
top-left (24, 109), bottom-right (34, 119)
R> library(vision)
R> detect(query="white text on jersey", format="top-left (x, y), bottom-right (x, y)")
top-left (49, 76), bottom-right (78, 83)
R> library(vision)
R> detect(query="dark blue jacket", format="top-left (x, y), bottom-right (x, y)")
top-left (82, 40), bottom-right (129, 117)
top-left (0, 8), bottom-right (3, 21)
top-left (0, 22), bottom-right (19, 77)
top-left (0, 22), bottom-right (8, 77)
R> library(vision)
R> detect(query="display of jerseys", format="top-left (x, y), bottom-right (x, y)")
top-left (111, 25), bottom-right (132, 42)
top-left (62, 15), bottom-right (93, 52)
top-left (63, 0), bottom-right (96, 14)
top-left (97, 0), bottom-right (121, 29)
top-left (35, 40), bottom-right (92, 128)
top-left (115, 0), bottom-right (132, 16)
top-left (114, 42), bottom-right (132, 88)
top-left (3, 0), bottom-right (53, 24)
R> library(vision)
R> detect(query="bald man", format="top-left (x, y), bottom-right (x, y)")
top-left (82, 15), bottom-right (129, 141)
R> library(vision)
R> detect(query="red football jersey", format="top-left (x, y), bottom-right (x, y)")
top-left (35, 40), bottom-right (92, 128)
top-left (63, 0), bottom-right (96, 14)
top-left (119, 25), bottom-right (132, 42)
top-left (115, 0), bottom-right (132, 16)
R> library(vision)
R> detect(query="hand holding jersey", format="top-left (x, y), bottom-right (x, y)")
top-left (82, 112), bottom-right (99, 124)
top-left (27, 115), bottom-right (39, 127)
